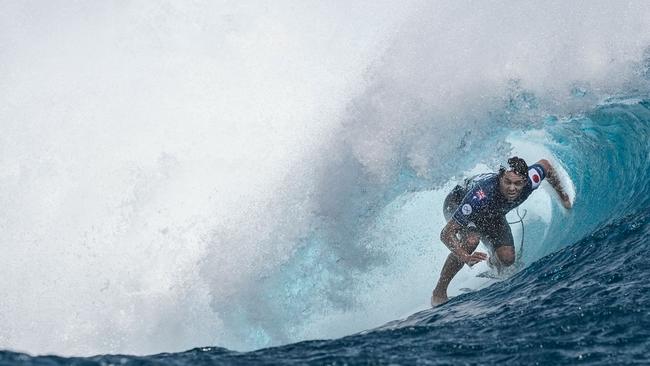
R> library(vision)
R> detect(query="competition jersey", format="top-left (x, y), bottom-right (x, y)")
top-left (452, 163), bottom-right (546, 227)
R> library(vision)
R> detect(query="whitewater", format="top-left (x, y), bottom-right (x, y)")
top-left (2, 1), bottom-right (650, 365)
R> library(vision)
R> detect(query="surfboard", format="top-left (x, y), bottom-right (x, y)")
top-left (476, 270), bottom-right (504, 279)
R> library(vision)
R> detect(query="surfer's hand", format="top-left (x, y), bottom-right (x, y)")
top-left (462, 251), bottom-right (487, 266)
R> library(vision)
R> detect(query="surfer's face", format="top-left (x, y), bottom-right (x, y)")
top-left (500, 171), bottom-right (526, 201)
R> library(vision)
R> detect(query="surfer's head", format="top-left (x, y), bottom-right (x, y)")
top-left (498, 156), bottom-right (528, 201)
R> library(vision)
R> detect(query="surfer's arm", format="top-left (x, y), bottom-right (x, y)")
top-left (537, 159), bottom-right (572, 209)
top-left (440, 220), bottom-right (487, 265)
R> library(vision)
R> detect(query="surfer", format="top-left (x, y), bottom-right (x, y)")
top-left (431, 157), bottom-right (573, 306)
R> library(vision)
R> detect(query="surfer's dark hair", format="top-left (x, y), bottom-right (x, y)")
top-left (499, 156), bottom-right (528, 178)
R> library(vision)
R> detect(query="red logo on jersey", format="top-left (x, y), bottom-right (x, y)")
top-left (475, 189), bottom-right (486, 200)
top-left (532, 173), bottom-right (540, 183)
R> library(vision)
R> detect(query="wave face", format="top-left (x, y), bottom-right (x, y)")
top-left (2, 1), bottom-right (650, 363)
top-left (4, 97), bottom-right (650, 365)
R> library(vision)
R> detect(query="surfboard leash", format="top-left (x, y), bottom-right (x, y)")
top-left (508, 208), bottom-right (527, 263)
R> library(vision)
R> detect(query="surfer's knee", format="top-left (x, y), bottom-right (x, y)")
top-left (500, 255), bottom-right (515, 266)
top-left (496, 246), bottom-right (515, 266)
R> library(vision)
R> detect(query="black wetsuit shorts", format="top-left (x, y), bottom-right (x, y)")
top-left (443, 185), bottom-right (514, 248)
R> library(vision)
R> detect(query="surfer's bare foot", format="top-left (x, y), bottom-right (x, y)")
top-left (431, 291), bottom-right (448, 307)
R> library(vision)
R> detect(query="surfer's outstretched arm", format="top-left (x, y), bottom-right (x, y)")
top-left (536, 159), bottom-right (573, 209)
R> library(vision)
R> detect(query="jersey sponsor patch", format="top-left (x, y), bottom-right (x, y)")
top-left (461, 203), bottom-right (472, 215)
top-left (528, 168), bottom-right (542, 189)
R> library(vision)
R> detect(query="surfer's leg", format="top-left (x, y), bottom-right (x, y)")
top-left (433, 187), bottom-right (475, 306)
top-left (432, 230), bottom-right (480, 306)
top-left (495, 246), bottom-right (515, 266)
top-left (483, 217), bottom-right (515, 272)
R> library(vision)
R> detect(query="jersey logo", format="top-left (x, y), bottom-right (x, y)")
top-left (461, 204), bottom-right (472, 215)
top-left (528, 168), bottom-right (542, 189)
top-left (474, 189), bottom-right (486, 201)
